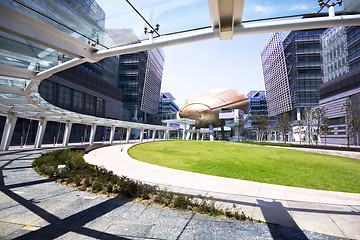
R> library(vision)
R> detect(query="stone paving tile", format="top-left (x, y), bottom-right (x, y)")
top-left (0, 148), bottom-right (356, 240)
top-left (0, 221), bottom-right (25, 238)
top-left (105, 222), bottom-right (153, 238)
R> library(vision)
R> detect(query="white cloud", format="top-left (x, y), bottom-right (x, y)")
top-left (289, 4), bottom-right (312, 11)
top-left (253, 5), bottom-right (274, 13)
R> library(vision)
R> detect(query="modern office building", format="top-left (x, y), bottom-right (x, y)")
top-left (260, 32), bottom-right (292, 117)
top-left (158, 92), bottom-right (179, 113)
top-left (261, 28), bottom-right (325, 121)
top-left (319, 26), bottom-right (360, 145)
top-left (247, 91), bottom-right (268, 117)
top-left (149, 92), bottom-right (179, 126)
top-left (321, 27), bottom-right (348, 83)
top-left (118, 49), bottom-right (165, 123)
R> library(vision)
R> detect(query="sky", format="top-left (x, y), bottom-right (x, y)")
top-left (160, 33), bottom-right (270, 107)
top-left (96, 0), bottom-right (344, 107)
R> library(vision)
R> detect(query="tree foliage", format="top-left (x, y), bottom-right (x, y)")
top-left (275, 112), bottom-right (292, 144)
top-left (251, 113), bottom-right (270, 142)
top-left (342, 99), bottom-right (360, 147)
top-left (313, 107), bottom-right (330, 145)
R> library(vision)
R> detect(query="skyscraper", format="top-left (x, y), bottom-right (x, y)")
top-left (118, 49), bottom-right (164, 123)
top-left (261, 29), bottom-right (325, 120)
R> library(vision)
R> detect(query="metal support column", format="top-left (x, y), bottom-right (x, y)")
top-left (62, 120), bottom-right (72, 147)
top-left (186, 126), bottom-right (192, 140)
top-left (182, 125), bottom-right (186, 140)
top-left (89, 124), bottom-right (97, 145)
top-left (109, 125), bottom-right (115, 144)
top-left (34, 117), bottom-right (47, 148)
top-left (125, 127), bottom-right (131, 143)
top-left (209, 124), bottom-right (214, 141)
top-left (0, 112), bottom-right (17, 151)
top-left (152, 129), bottom-right (156, 141)
top-left (140, 128), bottom-right (144, 142)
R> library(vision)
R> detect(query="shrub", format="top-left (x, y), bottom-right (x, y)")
top-left (154, 190), bottom-right (174, 206)
top-left (173, 194), bottom-right (194, 210)
top-left (92, 180), bottom-right (102, 193)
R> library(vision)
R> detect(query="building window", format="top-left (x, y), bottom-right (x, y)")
top-left (58, 85), bottom-right (72, 107)
top-left (73, 90), bottom-right (83, 111)
top-left (96, 98), bottom-right (104, 116)
top-left (85, 94), bottom-right (95, 114)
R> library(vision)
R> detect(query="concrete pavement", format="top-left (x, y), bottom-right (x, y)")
top-left (0, 147), bottom-right (352, 239)
top-left (85, 143), bottom-right (360, 239)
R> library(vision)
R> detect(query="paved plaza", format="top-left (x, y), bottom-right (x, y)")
top-left (0, 146), bottom-right (358, 239)
top-left (85, 143), bottom-right (360, 239)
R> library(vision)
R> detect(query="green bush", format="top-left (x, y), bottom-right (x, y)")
top-left (173, 194), bottom-right (194, 210)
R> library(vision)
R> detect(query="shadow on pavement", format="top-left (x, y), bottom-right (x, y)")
top-left (0, 150), bottom-right (134, 240)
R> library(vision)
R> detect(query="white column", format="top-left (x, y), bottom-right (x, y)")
top-left (186, 126), bottom-right (192, 140)
top-left (182, 125), bottom-right (186, 140)
top-left (140, 128), bottom-right (144, 142)
top-left (109, 125), bottom-right (115, 144)
top-left (297, 107), bottom-right (301, 121)
top-left (196, 129), bottom-right (200, 140)
top-left (152, 129), bottom-right (156, 141)
top-left (190, 128), bottom-right (194, 140)
top-left (125, 127), bottom-right (131, 143)
top-left (34, 117), bottom-right (47, 148)
top-left (209, 124), bottom-right (214, 141)
top-left (163, 130), bottom-right (167, 140)
top-left (89, 124), bottom-right (97, 145)
top-left (62, 120), bottom-right (72, 147)
top-left (0, 112), bottom-right (17, 151)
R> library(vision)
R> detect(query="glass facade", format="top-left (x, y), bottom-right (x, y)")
top-left (321, 27), bottom-right (349, 83)
top-left (118, 49), bottom-right (164, 122)
top-left (347, 26), bottom-right (360, 72)
top-left (284, 29), bottom-right (325, 114)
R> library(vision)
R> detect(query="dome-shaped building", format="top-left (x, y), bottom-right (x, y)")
top-left (179, 89), bottom-right (249, 128)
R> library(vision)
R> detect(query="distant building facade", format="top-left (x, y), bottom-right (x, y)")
top-left (319, 26), bottom-right (360, 145)
top-left (149, 92), bottom-right (179, 126)
top-left (118, 49), bottom-right (165, 123)
top-left (262, 29), bottom-right (325, 121)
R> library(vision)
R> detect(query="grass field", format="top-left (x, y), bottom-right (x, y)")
top-left (128, 140), bottom-right (360, 193)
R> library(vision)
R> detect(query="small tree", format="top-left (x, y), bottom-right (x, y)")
top-left (303, 106), bottom-right (314, 145)
top-left (251, 113), bottom-right (270, 142)
top-left (234, 111), bottom-right (248, 141)
top-left (342, 99), bottom-right (360, 147)
top-left (275, 112), bottom-right (292, 144)
top-left (313, 107), bottom-right (330, 145)
top-left (294, 119), bottom-right (306, 144)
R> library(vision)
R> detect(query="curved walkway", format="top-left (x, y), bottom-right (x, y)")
top-left (0, 148), bottom-right (353, 239)
top-left (85, 143), bottom-right (360, 239)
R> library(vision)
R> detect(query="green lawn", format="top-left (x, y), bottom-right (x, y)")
top-left (128, 140), bottom-right (360, 193)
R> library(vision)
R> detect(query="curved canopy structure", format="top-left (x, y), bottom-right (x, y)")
top-left (0, 0), bottom-right (360, 150)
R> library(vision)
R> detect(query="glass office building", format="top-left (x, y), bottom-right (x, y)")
top-left (118, 49), bottom-right (164, 123)
top-left (262, 29), bottom-right (325, 120)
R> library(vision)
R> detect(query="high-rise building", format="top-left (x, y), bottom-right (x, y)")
top-left (321, 27), bottom-right (348, 83)
top-left (319, 26), bottom-right (360, 145)
top-left (260, 32), bottom-right (292, 117)
top-left (118, 49), bottom-right (165, 122)
top-left (261, 29), bottom-right (325, 120)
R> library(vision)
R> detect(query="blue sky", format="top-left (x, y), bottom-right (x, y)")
top-left (96, 0), bottom-right (344, 107)
top-left (161, 33), bottom-right (270, 106)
